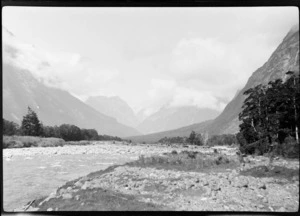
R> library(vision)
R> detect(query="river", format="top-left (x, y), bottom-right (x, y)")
top-left (3, 150), bottom-right (137, 211)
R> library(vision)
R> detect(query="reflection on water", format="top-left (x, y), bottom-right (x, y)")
top-left (3, 153), bottom-right (134, 211)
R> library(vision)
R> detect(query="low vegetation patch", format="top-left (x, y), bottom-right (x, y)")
top-left (65, 140), bottom-right (92, 146)
top-left (126, 150), bottom-right (239, 172)
top-left (33, 187), bottom-right (169, 211)
top-left (3, 135), bottom-right (65, 148)
top-left (240, 165), bottom-right (299, 182)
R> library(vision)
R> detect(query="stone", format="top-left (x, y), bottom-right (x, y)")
top-left (26, 207), bottom-right (39, 211)
top-left (58, 188), bottom-right (67, 195)
top-left (233, 176), bottom-right (248, 188)
top-left (47, 208), bottom-right (53, 211)
top-left (205, 187), bottom-right (212, 196)
top-left (258, 182), bottom-right (266, 190)
top-left (278, 207), bottom-right (286, 212)
top-left (210, 182), bottom-right (220, 191)
top-left (81, 181), bottom-right (91, 190)
top-left (202, 179), bottom-right (209, 186)
top-left (62, 193), bottom-right (73, 199)
top-left (75, 195), bottom-right (80, 201)
top-left (39, 192), bottom-right (57, 206)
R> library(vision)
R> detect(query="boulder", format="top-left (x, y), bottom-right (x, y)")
top-left (62, 193), bottom-right (73, 199)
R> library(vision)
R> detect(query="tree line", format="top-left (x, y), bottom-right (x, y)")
top-left (158, 131), bottom-right (237, 146)
top-left (3, 107), bottom-right (123, 142)
top-left (237, 71), bottom-right (299, 158)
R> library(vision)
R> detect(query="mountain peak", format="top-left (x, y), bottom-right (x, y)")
top-left (85, 95), bottom-right (139, 128)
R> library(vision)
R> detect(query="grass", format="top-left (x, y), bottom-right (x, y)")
top-left (65, 140), bottom-right (93, 146)
top-left (240, 165), bottom-right (299, 182)
top-left (126, 150), bottom-right (239, 173)
top-left (33, 187), bottom-right (170, 211)
top-left (3, 135), bottom-right (65, 148)
top-left (2, 136), bottom-right (96, 148)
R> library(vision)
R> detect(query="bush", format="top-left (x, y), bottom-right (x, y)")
top-left (38, 138), bottom-right (65, 147)
top-left (65, 140), bottom-right (91, 146)
top-left (171, 150), bottom-right (178, 155)
top-left (3, 119), bottom-right (20, 135)
top-left (207, 134), bottom-right (237, 147)
top-left (281, 136), bottom-right (299, 158)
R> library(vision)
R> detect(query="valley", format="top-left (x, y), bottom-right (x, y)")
top-left (2, 7), bottom-right (299, 213)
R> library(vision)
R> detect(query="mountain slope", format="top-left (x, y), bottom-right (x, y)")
top-left (137, 106), bottom-right (220, 134)
top-left (2, 63), bottom-right (141, 137)
top-left (127, 25), bottom-right (299, 143)
top-left (85, 96), bottom-right (139, 127)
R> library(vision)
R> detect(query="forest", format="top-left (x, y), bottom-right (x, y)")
top-left (237, 72), bottom-right (299, 158)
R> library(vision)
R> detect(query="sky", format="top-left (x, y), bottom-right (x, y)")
top-left (2, 6), bottom-right (299, 116)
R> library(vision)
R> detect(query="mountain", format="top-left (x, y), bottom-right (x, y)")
top-left (127, 25), bottom-right (299, 143)
top-left (85, 96), bottom-right (139, 127)
top-left (2, 63), bottom-right (141, 137)
top-left (136, 106), bottom-right (220, 134)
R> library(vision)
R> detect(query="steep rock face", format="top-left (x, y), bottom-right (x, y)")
top-left (127, 25), bottom-right (299, 142)
top-left (206, 24), bottom-right (299, 135)
top-left (2, 63), bottom-right (141, 137)
top-left (137, 106), bottom-right (219, 134)
top-left (85, 96), bottom-right (139, 128)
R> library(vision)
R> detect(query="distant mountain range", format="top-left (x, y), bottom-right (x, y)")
top-left (85, 96), bottom-right (139, 127)
top-left (127, 24), bottom-right (299, 143)
top-left (136, 106), bottom-right (220, 134)
top-left (2, 27), bottom-right (141, 137)
top-left (2, 63), bottom-right (141, 137)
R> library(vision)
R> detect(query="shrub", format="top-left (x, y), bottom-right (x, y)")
top-left (65, 140), bottom-right (91, 146)
top-left (281, 136), bottom-right (299, 158)
top-left (171, 150), bottom-right (178, 155)
top-left (3, 119), bottom-right (20, 135)
top-left (38, 138), bottom-right (65, 147)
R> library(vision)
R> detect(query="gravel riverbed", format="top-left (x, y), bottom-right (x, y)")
top-left (4, 142), bottom-right (299, 212)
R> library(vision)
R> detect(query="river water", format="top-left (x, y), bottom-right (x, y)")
top-left (3, 152), bottom-right (136, 211)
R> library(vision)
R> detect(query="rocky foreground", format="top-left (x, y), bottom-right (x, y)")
top-left (8, 142), bottom-right (299, 212)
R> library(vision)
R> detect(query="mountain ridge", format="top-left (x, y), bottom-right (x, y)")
top-left (85, 95), bottom-right (140, 128)
top-left (136, 106), bottom-right (220, 134)
top-left (3, 63), bottom-right (141, 137)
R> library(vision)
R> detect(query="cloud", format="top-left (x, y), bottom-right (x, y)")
top-left (170, 87), bottom-right (226, 111)
top-left (143, 78), bottom-right (226, 116)
top-left (3, 28), bottom-right (119, 100)
top-left (168, 33), bottom-right (280, 102)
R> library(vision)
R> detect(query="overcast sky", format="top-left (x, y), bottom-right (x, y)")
top-left (2, 7), bottom-right (299, 116)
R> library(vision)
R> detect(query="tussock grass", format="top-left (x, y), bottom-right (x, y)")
top-left (65, 140), bottom-right (92, 146)
top-left (127, 150), bottom-right (239, 172)
top-left (3, 135), bottom-right (65, 148)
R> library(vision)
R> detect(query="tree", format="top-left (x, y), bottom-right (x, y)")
top-left (3, 118), bottom-right (20, 135)
top-left (194, 133), bottom-right (204, 146)
top-left (188, 131), bottom-right (196, 144)
top-left (21, 107), bottom-right (43, 136)
top-left (238, 73), bottom-right (300, 158)
top-left (81, 129), bottom-right (99, 140)
top-left (59, 124), bottom-right (81, 141)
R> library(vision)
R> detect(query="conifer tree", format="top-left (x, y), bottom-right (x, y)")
top-left (21, 107), bottom-right (43, 136)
